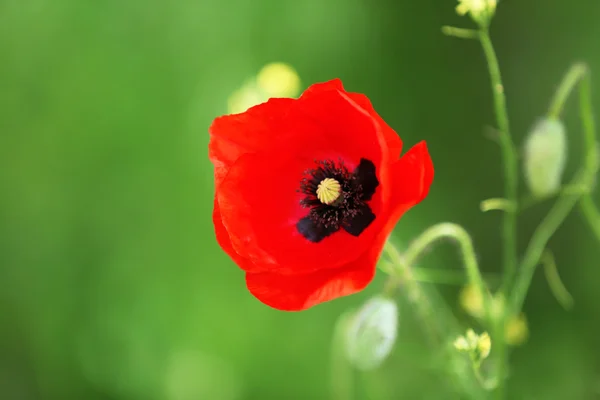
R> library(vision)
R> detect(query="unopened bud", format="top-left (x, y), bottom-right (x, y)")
top-left (477, 332), bottom-right (492, 359)
top-left (523, 118), bottom-right (567, 198)
top-left (505, 313), bottom-right (529, 346)
top-left (454, 329), bottom-right (492, 363)
top-left (344, 296), bottom-right (398, 371)
top-left (227, 62), bottom-right (301, 114)
top-left (256, 62), bottom-right (301, 98)
top-left (455, 0), bottom-right (497, 25)
top-left (459, 284), bottom-right (484, 319)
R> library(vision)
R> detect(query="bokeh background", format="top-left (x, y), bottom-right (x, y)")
top-left (2, 0), bottom-right (600, 399)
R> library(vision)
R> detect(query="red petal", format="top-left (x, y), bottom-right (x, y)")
top-left (345, 92), bottom-right (403, 161)
top-left (209, 79), bottom-right (399, 188)
top-left (391, 141), bottom-right (434, 205)
top-left (212, 197), bottom-right (257, 271)
top-left (209, 98), bottom-right (295, 188)
top-left (217, 89), bottom-right (388, 273)
top-left (245, 258), bottom-right (376, 311)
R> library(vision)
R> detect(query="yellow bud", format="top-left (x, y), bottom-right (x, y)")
top-left (453, 336), bottom-right (470, 352)
top-left (466, 329), bottom-right (478, 346)
top-left (256, 62), bottom-right (301, 98)
top-left (505, 313), bottom-right (529, 346)
top-left (227, 82), bottom-right (265, 114)
top-left (454, 329), bottom-right (492, 363)
top-left (477, 332), bottom-right (492, 359)
top-left (455, 0), bottom-right (496, 24)
top-left (459, 284), bottom-right (484, 319)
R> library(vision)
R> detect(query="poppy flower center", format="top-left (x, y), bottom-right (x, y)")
top-left (296, 158), bottom-right (379, 243)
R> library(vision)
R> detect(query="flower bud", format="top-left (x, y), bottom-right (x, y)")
top-left (227, 62), bottom-right (301, 114)
top-left (477, 332), bottom-right (492, 359)
top-left (523, 118), bottom-right (567, 198)
top-left (454, 329), bottom-right (492, 363)
top-left (344, 296), bottom-right (398, 371)
top-left (256, 62), bottom-right (301, 98)
top-left (505, 313), bottom-right (529, 346)
top-left (456, 0), bottom-right (497, 25)
top-left (459, 284), bottom-right (484, 319)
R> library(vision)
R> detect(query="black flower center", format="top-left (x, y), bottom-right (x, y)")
top-left (296, 158), bottom-right (379, 243)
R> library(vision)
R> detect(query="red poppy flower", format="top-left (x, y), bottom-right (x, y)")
top-left (209, 79), bottom-right (433, 311)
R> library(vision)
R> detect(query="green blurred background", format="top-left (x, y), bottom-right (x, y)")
top-left (1, 0), bottom-right (600, 399)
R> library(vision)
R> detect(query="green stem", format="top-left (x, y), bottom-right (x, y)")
top-left (509, 168), bottom-right (588, 314)
top-left (401, 223), bottom-right (492, 322)
top-left (478, 28), bottom-right (519, 400)
top-left (382, 240), bottom-right (486, 398)
top-left (577, 71), bottom-right (600, 240)
top-left (382, 242), bottom-right (440, 345)
top-left (518, 183), bottom-right (591, 212)
top-left (479, 30), bottom-right (519, 296)
top-left (541, 250), bottom-right (574, 310)
top-left (480, 198), bottom-right (517, 213)
top-left (511, 63), bottom-right (599, 315)
top-left (579, 196), bottom-right (600, 240)
top-left (380, 261), bottom-right (501, 286)
top-left (548, 63), bottom-right (588, 119)
top-left (547, 63), bottom-right (600, 241)
top-left (441, 26), bottom-right (480, 40)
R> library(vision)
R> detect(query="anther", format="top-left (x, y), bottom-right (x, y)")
top-left (316, 178), bottom-right (342, 205)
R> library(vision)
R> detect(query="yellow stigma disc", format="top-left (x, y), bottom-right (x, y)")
top-left (316, 178), bottom-right (342, 205)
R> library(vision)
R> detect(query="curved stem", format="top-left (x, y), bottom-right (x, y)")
top-left (480, 198), bottom-right (516, 213)
top-left (382, 242), bottom-right (440, 345)
top-left (519, 183), bottom-right (591, 212)
top-left (577, 71), bottom-right (600, 240)
top-left (479, 30), bottom-right (519, 296)
top-left (441, 25), bottom-right (480, 40)
top-left (380, 261), bottom-right (501, 286)
top-left (509, 169), bottom-right (588, 314)
top-left (401, 223), bottom-right (492, 322)
top-left (511, 63), bottom-right (599, 315)
top-left (579, 196), bottom-right (600, 240)
top-left (546, 63), bottom-right (600, 241)
top-left (382, 240), bottom-right (487, 398)
top-left (541, 250), bottom-right (574, 310)
top-left (548, 63), bottom-right (588, 119)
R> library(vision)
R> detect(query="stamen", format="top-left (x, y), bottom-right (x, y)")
top-left (297, 158), bottom-right (378, 242)
top-left (316, 178), bottom-right (342, 205)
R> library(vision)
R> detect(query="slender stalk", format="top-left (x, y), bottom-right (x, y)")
top-left (380, 262), bottom-right (501, 286)
top-left (547, 63), bottom-right (588, 119)
top-left (541, 250), bottom-right (574, 310)
top-left (441, 26), bottom-right (480, 40)
top-left (509, 168), bottom-right (587, 314)
top-left (577, 72), bottom-right (600, 240)
top-left (480, 198), bottom-right (516, 213)
top-left (579, 196), bottom-right (600, 240)
top-left (479, 30), bottom-right (519, 295)
top-left (382, 240), bottom-right (486, 398)
top-left (518, 183), bottom-right (590, 212)
top-left (511, 64), bottom-right (599, 315)
top-left (401, 223), bottom-right (492, 322)
top-left (478, 29), bottom-right (519, 400)
top-left (547, 63), bottom-right (600, 241)
top-left (382, 242), bottom-right (440, 345)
